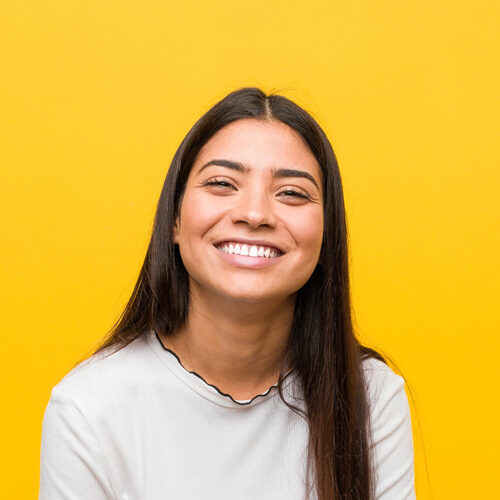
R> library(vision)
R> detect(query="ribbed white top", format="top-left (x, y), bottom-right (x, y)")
top-left (39, 329), bottom-right (415, 499)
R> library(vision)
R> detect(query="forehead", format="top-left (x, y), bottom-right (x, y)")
top-left (194, 118), bottom-right (322, 181)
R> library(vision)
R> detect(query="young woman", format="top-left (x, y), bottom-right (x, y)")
top-left (39, 88), bottom-right (416, 500)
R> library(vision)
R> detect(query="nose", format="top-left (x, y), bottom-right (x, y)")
top-left (229, 183), bottom-right (278, 229)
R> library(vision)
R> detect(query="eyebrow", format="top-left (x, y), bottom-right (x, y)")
top-left (198, 159), bottom-right (320, 191)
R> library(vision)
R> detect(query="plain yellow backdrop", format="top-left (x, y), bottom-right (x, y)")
top-left (1, 1), bottom-right (498, 498)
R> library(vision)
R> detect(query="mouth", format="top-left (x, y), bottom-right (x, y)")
top-left (212, 241), bottom-right (285, 258)
top-left (212, 241), bottom-right (285, 269)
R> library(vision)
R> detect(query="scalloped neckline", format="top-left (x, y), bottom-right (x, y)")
top-left (147, 329), bottom-right (296, 408)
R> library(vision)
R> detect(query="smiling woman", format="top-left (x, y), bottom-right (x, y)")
top-left (39, 88), bottom-right (416, 500)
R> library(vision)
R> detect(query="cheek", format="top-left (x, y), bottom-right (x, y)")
top-left (178, 192), bottom-right (224, 241)
top-left (287, 208), bottom-right (324, 254)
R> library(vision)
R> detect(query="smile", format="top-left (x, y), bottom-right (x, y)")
top-left (213, 243), bottom-right (284, 269)
top-left (215, 242), bottom-right (282, 258)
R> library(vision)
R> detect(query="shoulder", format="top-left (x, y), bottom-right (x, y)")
top-left (48, 334), bottom-right (151, 412)
top-left (361, 356), bottom-right (408, 419)
top-left (361, 355), bottom-right (405, 392)
top-left (39, 337), bottom-right (152, 500)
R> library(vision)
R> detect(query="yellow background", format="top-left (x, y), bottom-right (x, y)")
top-left (1, 1), bottom-right (498, 498)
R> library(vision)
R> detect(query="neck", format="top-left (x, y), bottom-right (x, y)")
top-left (159, 286), bottom-right (296, 401)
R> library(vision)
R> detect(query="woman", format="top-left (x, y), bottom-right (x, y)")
top-left (39, 87), bottom-right (415, 499)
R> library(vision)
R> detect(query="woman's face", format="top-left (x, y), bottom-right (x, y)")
top-left (173, 118), bottom-right (324, 304)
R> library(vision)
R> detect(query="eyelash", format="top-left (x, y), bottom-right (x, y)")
top-left (201, 178), bottom-right (312, 200)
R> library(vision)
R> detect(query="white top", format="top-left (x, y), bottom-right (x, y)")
top-left (39, 329), bottom-right (416, 500)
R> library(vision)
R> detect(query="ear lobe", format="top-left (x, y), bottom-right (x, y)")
top-left (317, 248), bottom-right (324, 267)
top-left (172, 217), bottom-right (179, 244)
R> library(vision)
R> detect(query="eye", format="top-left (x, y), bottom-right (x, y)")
top-left (201, 177), bottom-right (236, 190)
top-left (277, 188), bottom-right (312, 200)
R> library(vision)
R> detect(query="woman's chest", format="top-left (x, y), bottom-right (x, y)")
top-left (95, 395), bottom-right (311, 500)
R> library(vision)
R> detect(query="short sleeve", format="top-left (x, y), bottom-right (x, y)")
top-left (368, 369), bottom-right (416, 499)
top-left (39, 387), bottom-right (117, 500)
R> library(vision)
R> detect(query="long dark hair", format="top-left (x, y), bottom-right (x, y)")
top-left (77, 87), bottom-right (404, 499)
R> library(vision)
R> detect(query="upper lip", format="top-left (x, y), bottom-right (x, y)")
top-left (213, 238), bottom-right (285, 254)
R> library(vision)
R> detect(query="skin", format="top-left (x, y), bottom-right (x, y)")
top-left (159, 118), bottom-right (324, 400)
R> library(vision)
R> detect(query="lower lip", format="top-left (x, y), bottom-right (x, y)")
top-left (213, 245), bottom-right (284, 269)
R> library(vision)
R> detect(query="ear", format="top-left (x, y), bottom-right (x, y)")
top-left (316, 247), bottom-right (324, 267)
top-left (172, 216), bottom-right (179, 244)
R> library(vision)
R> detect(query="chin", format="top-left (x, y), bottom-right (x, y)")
top-left (215, 285), bottom-right (281, 304)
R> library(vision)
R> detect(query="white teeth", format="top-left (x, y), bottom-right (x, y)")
top-left (216, 242), bottom-right (281, 258)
